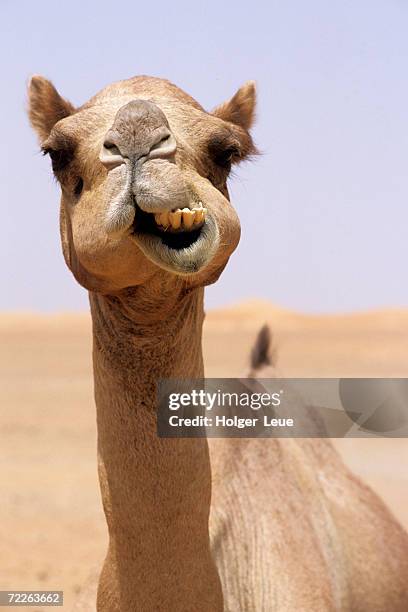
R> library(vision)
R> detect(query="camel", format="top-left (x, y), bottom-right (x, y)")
top-left (28, 74), bottom-right (408, 611)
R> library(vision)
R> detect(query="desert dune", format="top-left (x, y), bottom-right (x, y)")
top-left (1, 302), bottom-right (407, 610)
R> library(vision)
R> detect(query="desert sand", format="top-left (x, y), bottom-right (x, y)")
top-left (1, 301), bottom-right (407, 610)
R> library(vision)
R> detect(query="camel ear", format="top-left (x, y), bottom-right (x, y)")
top-left (212, 81), bottom-right (256, 130)
top-left (27, 75), bottom-right (75, 143)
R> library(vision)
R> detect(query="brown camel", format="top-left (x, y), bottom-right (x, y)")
top-left (28, 75), bottom-right (408, 611)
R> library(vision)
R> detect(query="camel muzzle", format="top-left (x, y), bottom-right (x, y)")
top-left (99, 99), bottom-right (177, 170)
top-left (99, 98), bottom-right (218, 270)
top-left (132, 199), bottom-right (206, 251)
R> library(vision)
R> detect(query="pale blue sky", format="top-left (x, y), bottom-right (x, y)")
top-left (2, 0), bottom-right (407, 313)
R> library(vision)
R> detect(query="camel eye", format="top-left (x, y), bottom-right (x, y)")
top-left (209, 140), bottom-right (240, 170)
top-left (214, 147), bottom-right (238, 169)
top-left (43, 147), bottom-right (73, 172)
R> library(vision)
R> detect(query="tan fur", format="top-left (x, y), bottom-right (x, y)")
top-left (28, 75), bottom-right (408, 611)
top-left (28, 76), bottom-right (75, 142)
top-left (213, 81), bottom-right (257, 130)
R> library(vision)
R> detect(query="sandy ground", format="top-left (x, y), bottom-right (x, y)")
top-left (1, 301), bottom-right (408, 610)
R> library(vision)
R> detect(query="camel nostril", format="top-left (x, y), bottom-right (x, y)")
top-left (103, 141), bottom-right (122, 156)
top-left (147, 132), bottom-right (177, 160)
top-left (99, 140), bottom-right (125, 170)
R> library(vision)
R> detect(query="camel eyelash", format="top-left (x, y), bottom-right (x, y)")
top-left (207, 136), bottom-right (242, 170)
top-left (214, 146), bottom-right (241, 169)
top-left (42, 147), bottom-right (74, 173)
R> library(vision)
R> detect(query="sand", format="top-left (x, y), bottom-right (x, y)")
top-left (1, 302), bottom-right (407, 610)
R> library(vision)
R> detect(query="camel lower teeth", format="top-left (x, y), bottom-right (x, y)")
top-left (154, 204), bottom-right (207, 232)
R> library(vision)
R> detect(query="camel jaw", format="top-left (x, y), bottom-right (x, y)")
top-left (130, 202), bottom-right (219, 275)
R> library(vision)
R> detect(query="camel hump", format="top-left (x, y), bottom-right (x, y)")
top-left (249, 324), bottom-right (273, 373)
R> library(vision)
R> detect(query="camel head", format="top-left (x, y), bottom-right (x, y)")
top-left (28, 75), bottom-right (256, 293)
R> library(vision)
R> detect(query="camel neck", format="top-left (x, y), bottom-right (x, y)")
top-left (88, 278), bottom-right (223, 611)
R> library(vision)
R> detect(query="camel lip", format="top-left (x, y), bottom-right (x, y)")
top-left (131, 200), bottom-right (205, 241)
top-left (130, 213), bottom-right (219, 275)
top-left (131, 203), bottom-right (203, 250)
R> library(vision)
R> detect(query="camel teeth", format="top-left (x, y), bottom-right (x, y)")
top-left (153, 206), bottom-right (206, 231)
top-left (168, 210), bottom-right (182, 230)
top-left (159, 212), bottom-right (169, 227)
top-left (182, 208), bottom-right (195, 229)
top-left (194, 209), bottom-right (204, 224)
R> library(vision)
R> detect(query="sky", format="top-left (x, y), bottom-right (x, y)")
top-left (1, 0), bottom-right (407, 313)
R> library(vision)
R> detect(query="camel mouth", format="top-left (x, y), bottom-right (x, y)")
top-left (131, 201), bottom-right (219, 274)
top-left (132, 202), bottom-right (206, 250)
